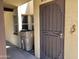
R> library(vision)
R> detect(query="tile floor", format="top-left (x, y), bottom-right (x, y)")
top-left (6, 42), bottom-right (37, 59)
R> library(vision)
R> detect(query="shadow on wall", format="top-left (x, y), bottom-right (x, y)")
top-left (4, 11), bottom-right (19, 47)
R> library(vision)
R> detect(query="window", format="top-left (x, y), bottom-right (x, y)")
top-left (22, 15), bottom-right (28, 30)
top-left (21, 15), bottom-right (34, 31)
top-left (13, 15), bottom-right (18, 35)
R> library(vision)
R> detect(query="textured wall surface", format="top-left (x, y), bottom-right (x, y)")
top-left (4, 11), bottom-right (19, 47)
top-left (65, 0), bottom-right (78, 59)
top-left (34, 0), bottom-right (41, 58)
top-left (18, 0), bottom-right (33, 31)
top-left (0, 0), bottom-right (7, 59)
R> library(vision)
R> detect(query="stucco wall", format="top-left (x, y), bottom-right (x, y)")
top-left (0, 0), bottom-right (6, 59)
top-left (4, 11), bottom-right (19, 47)
top-left (65, 0), bottom-right (78, 59)
top-left (18, 0), bottom-right (33, 31)
top-left (34, 0), bottom-right (41, 58)
top-left (34, 0), bottom-right (78, 59)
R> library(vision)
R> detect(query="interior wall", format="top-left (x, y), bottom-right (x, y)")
top-left (4, 11), bottom-right (19, 47)
top-left (34, 0), bottom-right (78, 59)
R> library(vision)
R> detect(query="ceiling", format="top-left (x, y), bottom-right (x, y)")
top-left (3, 0), bottom-right (31, 7)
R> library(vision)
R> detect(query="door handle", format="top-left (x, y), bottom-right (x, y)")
top-left (59, 33), bottom-right (63, 38)
top-left (54, 32), bottom-right (63, 38)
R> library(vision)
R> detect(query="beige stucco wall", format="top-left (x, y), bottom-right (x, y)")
top-left (0, 0), bottom-right (7, 59)
top-left (34, 0), bottom-right (78, 59)
top-left (65, 0), bottom-right (78, 59)
top-left (4, 11), bottom-right (19, 47)
top-left (34, 0), bottom-right (41, 58)
top-left (18, 0), bottom-right (33, 31)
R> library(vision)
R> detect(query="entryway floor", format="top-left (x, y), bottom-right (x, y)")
top-left (6, 42), bottom-right (37, 59)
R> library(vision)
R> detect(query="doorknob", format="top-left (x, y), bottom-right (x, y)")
top-left (60, 33), bottom-right (63, 38)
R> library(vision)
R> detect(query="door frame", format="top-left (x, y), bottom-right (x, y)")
top-left (40, 1), bottom-right (65, 59)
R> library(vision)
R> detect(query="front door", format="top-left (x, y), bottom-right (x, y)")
top-left (40, 0), bottom-right (65, 59)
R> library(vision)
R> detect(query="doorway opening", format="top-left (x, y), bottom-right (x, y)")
top-left (4, 0), bottom-right (36, 59)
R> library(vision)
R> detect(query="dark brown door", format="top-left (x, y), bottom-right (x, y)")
top-left (40, 0), bottom-right (65, 59)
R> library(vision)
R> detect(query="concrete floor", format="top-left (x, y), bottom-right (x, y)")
top-left (6, 42), bottom-right (37, 59)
